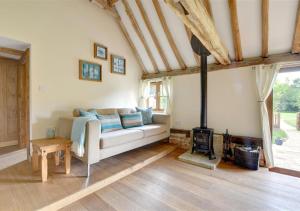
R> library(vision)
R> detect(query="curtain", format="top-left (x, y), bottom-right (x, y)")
top-left (255, 64), bottom-right (279, 167)
top-left (139, 77), bottom-right (173, 114)
top-left (162, 77), bottom-right (173, 115)
top-left (139, 79), bottom-right (151, 108)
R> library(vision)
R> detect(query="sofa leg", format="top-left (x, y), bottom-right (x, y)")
top-left (87, 164), bottom-right (90, 177)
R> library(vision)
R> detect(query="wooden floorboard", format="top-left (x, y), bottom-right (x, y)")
top-left (0, 142), bottom-right (175, 211)
top-left (62, 149), bottom-right (300, 211)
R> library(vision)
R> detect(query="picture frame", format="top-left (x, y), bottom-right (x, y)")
top-left (94, 43), bottom-right (107, 60)
top-left (79, 60), bottom-right (102, 82)
top-left (111, 54), bottom-right (126, 75)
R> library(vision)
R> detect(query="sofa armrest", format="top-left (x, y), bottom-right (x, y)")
top-left (57, 117), bottom-right (101, 165)
top-left (85, 120), bottom-right (101, 165)
top-left (152, 114), bottom-right (170, 135)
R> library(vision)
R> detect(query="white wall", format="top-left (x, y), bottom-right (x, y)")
top-left (0, 0), bottom-right (142, 139)
top-left (172, 67), bottom-right (262, 138)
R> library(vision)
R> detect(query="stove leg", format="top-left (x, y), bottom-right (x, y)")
top-left (209, 151), bottom-right (216, 160)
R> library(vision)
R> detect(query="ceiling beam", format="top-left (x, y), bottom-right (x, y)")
top-left (116, 15), bottom-right (147, 74)
top-left (136, 0), bottom-right (171, 71)
top-left (164, 0), bottom-right (231, 65)
top-left (184, 0), bottom-right (214, 66)
top-left (184, 25), bottom-right (200, 66)
top-left (92, 0), bottom-right (119, 17)
top-left (0, 47), bottom-right (24, 56)
top-left (122, 0), bottom-right (159, 73)
top-left (142, 52), bottom-right (300, 79)
top-left (152, 0), bottom-right (186, 70)
top-left (203, 0), bottom-right (213, 20)
top-left (228, 0), bottom-right (243, 61)
top-left (292, 0), bottom-right (300, 53)
top-left (262, 0), bottom-right (269, 57)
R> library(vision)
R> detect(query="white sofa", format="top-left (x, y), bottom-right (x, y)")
top-left (57, 108), bottom-right (170, 176)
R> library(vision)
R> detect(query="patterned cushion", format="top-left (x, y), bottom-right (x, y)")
top-left (120, 112), bottom-right (144, 129)
top-left (97, 114), bottom-right (123, 133)
top-left (136, 107), bottom-right (153, 125)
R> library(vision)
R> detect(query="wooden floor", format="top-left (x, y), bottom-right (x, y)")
top-left (62, 150), bottom-right (300, 211)
top-left (0, 142), bottom-right (174, 211)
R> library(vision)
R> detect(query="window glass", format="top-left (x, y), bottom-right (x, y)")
top-left (150, 83), bottom-right (156, 97)
top-left (148, 96), bottom-right (156, 109)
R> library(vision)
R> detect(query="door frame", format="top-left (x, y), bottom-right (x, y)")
top-left (19, 49), bottom-right (30, 151)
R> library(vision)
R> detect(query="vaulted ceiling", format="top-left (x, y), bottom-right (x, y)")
top-left (92, 0), bottom-right (300, 79)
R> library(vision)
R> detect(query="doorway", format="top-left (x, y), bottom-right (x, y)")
top-left (271, 69), bottom-right (300, 174)
top-left (0, 42), bottom-right (30, 156)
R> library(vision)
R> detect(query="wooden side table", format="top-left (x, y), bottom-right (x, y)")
top-left (31, 137), bottom-right (72, 182)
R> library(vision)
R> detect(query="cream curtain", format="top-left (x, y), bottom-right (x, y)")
top-left (139, 79), bottom-right (151, 108)
top-left (255, 64), bottom-right (279, 167)
top-left (139, 77), bottom-right (173, 114)
top-left (162, 77), bottom-right (173, 115)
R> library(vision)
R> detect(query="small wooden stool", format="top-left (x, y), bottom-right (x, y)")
top-left (31, 138), bottom-right (72, 182)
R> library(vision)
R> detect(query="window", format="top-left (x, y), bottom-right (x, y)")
top-left (147, 81), bottom-right (167, 112)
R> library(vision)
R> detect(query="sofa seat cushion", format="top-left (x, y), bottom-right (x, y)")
top-left (100, 129), bottom-right (144, 149)
top-left (128, 124), bottom-right (167, 137)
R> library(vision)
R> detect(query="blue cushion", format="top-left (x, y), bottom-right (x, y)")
top-left (136, 107), bottom-right (153, 125)
top-left (120, 112), bottom-right (144, 129)
top-left (79, 109), bottom-right (98, 118)
top-left (97, 114), bottom-right (123, 133)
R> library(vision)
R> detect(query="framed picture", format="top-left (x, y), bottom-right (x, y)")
top-left (111, 55), bottom-right (126, 75)
top-left (79, 60), bottom-right (102, 82)
top-left (94, 43), bottom-right (107, 60)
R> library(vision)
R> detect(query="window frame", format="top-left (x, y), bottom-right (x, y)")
top-left (147, 81), bottom-right (164, 112)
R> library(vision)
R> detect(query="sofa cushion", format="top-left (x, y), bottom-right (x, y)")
top-left (136, 107), bottom-right (153, 125)
top-left (120, 112), bottom-right (144, 128)
top-left (128, 124), bottom-right (167, 137)
top-left (100, 129), bottom-right (144, 149)
top-left (97, 114), bottom-right (123, 133)
top-left (79, 109), bottom-right (98, 118)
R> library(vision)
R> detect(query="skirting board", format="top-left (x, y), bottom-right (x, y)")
top-left (0, 140), bottom-right (18, 147)
top-left (0, 148), bottom-right (27, 170)
top-left (38, 146), bottom-right (177, 211)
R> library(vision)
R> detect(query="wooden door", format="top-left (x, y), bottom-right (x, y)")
top-left (0, 58), bottom-right (19, 147)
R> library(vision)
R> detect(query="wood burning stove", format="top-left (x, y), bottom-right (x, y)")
top-left (179, 2), bottom-right (216, 160)
top-left (190, 34), bottom-right (216, 160)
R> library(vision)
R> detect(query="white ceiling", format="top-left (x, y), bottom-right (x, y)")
top-left (115, 0), bottom-right (299, 73)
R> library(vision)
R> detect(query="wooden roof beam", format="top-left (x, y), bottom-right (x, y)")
top-left (136, 0), bottom-right (171, 71)
top-left (203, 0), bottom-right (213, 20)
top-left (142, 52), bottom-right (300, 79)
top-left (164, 0), bottom-right (230, 65)
top-left (262, 0), bottom-right (269, 57)
top-left (92, 0), bottom-right (119, 17)
top-left (184, 0), bottom-right (213, 66)
top-left (228, 0), bottom-right (243, 61)
top-left (152, 0), bottom-right (187, 69)
top-left (122, 0), bottom-right (159, 73)
top-left (292, 0), bottom-right (300, 53)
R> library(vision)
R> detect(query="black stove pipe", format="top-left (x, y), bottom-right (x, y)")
top-left (200, 53), bottom-right (208, 129)
top-left (191, 35), bottom-right (211, 129)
